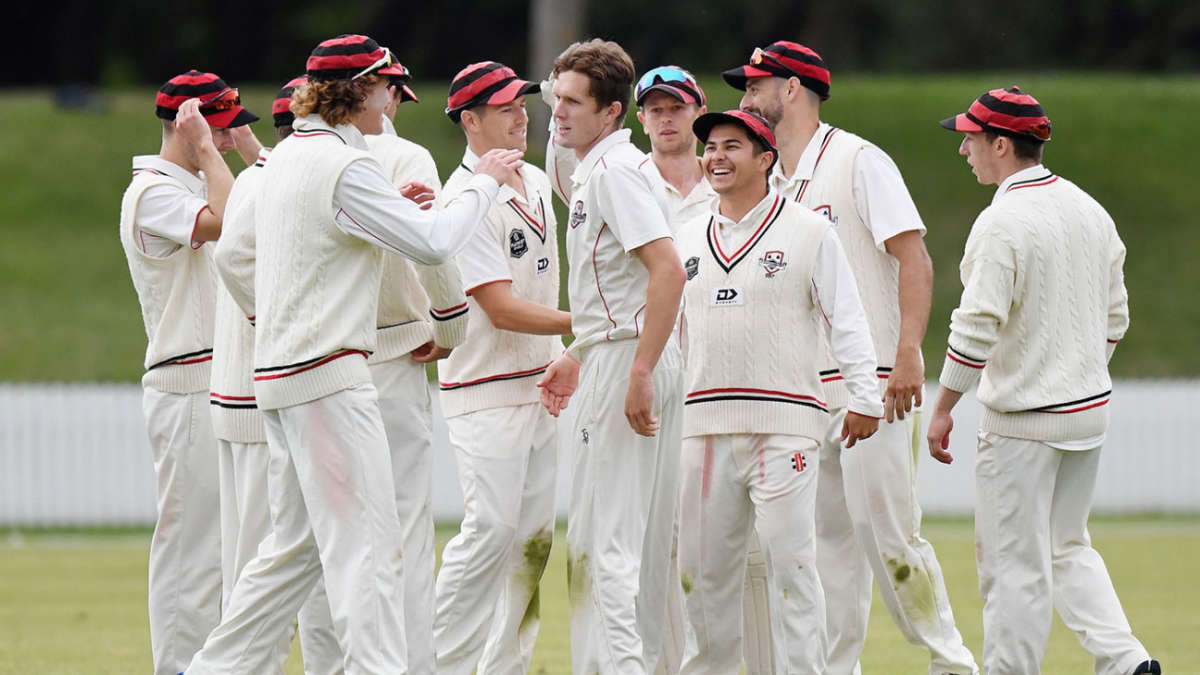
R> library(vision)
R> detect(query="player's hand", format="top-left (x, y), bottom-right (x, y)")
top-left (537, 352), bottom-right (579, 417)
top-left (840, 411), bottom-right (878, 449)
top-left (399, 181), bottom-right (436, 210)
top-left (475, 148), bottom-right (524, 185)
top-left (884, 345), bottom-right (924, 423)
top-left (175, 98), bottom-right (215, 152)
top-left (624, 368), bottom-right (659, 437)
top-left (409, 341), bottom-right (451, 363)
top-left (926, 410), bottom-right (954, 464)
top-left (231, 124), bottom-right (264, 167)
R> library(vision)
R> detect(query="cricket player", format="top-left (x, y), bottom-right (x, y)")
top-left (185, 34), bottom-right (522, 674)
top-left (727, 40), bottom-right (978, 674)
top-left (209, 76), bottom-right (305, 672)
top-left (929, 86), bottom-right (1160, 675)
top-left (536, 38), bottom-right (686, 674)
top-left (294, 60), bottom-right (466, 675)
top-left (675, 108), bottom-right (882, 675)
top-left (432, 60), bottom-right (571, 675)
top-left (118, 69), bottom-right (259, 675)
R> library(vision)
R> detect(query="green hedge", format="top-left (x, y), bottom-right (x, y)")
top-left (1, 73), bottom-right (1195, 381)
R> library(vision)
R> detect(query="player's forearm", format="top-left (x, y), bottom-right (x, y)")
top-left (196, 146), bottom-right (234, 222)
top-left (631, 260), bottom-right (685, 376)
top-left (484, 296), bottom-right (572, 335)
top-left (932, 385), bottom-right (964, 414)
top-left (894, 244), bottom-right (933, 361)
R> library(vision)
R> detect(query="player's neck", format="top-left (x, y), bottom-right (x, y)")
top-left (652, 150), bottom-right (702, 196)
top-left (159, 137), bottom-right (201, 177)
top-left (775, 114), bottom-right (820, 181)
top-left (718, 183), bottom-right (769, 224)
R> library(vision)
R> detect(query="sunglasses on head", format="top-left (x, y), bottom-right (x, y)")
top-left (199, 87), bottom-right (241, 111)
top-left (636, 66), bottom-right (700, 101)
top-left (750, 46), bottom-right (789, 72)
top-left (352, 46), bottom-right (394, 80)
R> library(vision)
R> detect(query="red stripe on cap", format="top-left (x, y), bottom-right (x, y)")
top-left (968, 100), bottom-right (1049, 133)
top-left (448, 65), bottom-right (516, 110)
top-left (168, 71), bottom-right (220, 85)
top-left (307, 50), bottom-right (385, 72)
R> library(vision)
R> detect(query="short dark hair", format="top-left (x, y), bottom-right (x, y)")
top-left (984, 130), bottom-right (1044, 162)
top-left (553, 39), bottom-right (635, 122)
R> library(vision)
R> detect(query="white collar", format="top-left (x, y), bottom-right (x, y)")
top-left (770, 121), bottom-right (833, 190)
top-left (711, 189), bottom-right (781, 231)
top-left (460, 147), bottom-right (537, 205)
top-left (293, 115), bottom-right (370, 150)
top-left (570, 128), bottom-right (633, 185)
top-left (993, 164), bottom-right (1053, 204)
top-left (131, 155), bottom-right (205, 195)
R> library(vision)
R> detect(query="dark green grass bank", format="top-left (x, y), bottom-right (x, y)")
top-left (1, 74), bottom-right (1196, 381)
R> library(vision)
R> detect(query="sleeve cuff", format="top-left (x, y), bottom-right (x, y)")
top-left (432, 312), bottom-right (469, 350)
top-left (848, 399), bottom-right (885, 420)
top-left (939, 353), bottom-right (983, 393)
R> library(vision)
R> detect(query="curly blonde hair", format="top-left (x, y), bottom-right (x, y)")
top-left (290, 73), bottom-right (384, 126)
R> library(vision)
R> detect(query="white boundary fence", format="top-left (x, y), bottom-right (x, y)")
top-left (1, 380), bottom-right (1196, 526)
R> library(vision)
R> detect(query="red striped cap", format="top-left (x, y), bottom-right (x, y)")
top-left (693, 109), bottom-right (778, 168)
top-left (941, 87), bottom-right (1052, 142)
top-left (272, 75), bottom-right (307, 128)
top-left (723, 41), bottom-right (831, 100)
top-left (306, 34), bottom-right (396, 82)
top-left (445, 61), bottom-right (540, 122)
top-left (155, 70), bottom-right (258, 128)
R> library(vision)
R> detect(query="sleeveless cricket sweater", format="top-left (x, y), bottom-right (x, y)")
top-left (251, 119), bottom-right (381, 410)
top-left (436, 162), bottom-right (562, 417)
top-left (366, 133), bottom-right (470, 363)
top-left (210, 155), bottom-right (267, 442)
top-left (119, 170), bottom-right (217, 394)
top-left (784, 127), bottom-right (901, 409)
top-left (677, 195), bottom-right (830, 439)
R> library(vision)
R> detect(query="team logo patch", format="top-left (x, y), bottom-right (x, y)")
top-left (711, 286), bottom-right (743, 307)
top-left (813, 204), bottom-right (835, 224)
top-left (536, 256), bottom-right (550, 276)
top-left (758, 250), bottom-right (787, 278)
top-left (509, 229), bottom-right (528, 258)
top-left (684, 256), bottom-right (700, 280)
top-left (569, 200), bottom-right (587, 229)
top-left (791, 452), bottom-right (807, 473)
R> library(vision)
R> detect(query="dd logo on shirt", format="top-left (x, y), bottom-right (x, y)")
top-left (509, 229), bottom-right (528, 259)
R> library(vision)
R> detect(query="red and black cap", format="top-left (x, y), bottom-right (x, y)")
top-left (446, 61), bottom-right (540, 123)
top-left (940, 86), bottom-right (1052, 142)
top-left (693, 109), bottom-right (778, 166)
top-left (306, 34), bottom-right (408, 83)
top-left (272, 75), bottom-right (307, 128)
top-left (722, 41), bottom-right (831, 101)
top-left (155, 70), bottom-right (258, 128)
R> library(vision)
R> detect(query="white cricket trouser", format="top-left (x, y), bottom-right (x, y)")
top-left (186, 383), bottom-right (408, 675)
top-left (975, 432), bottom-right (1150, 675)
top-left (678, 434), bottom-right (825, 675)
top-left (568, 340), bottom-right (683, 675)
top-left (216, 438), bottom-right (291, 673)
top-left (143, 387), bottom-right (222, 675)
top-left (434, 402), bottom-right (557, 675)
top-left (813, 407), bottom-right (977, 675)
top-left (297, 357), bottom-right (438, 675)
top-left (653, 524), bottom-right (685, 675)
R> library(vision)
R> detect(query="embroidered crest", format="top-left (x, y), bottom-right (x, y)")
top-left (569, 200), bottom-right (587, 229)
top-left (509, 229), bottom-right (528, 258)
top-left (536, 257), bottom-right (550, 275)
top-left (758, 250), bottom-right (788, 278)
top-left (684, 256), bottom-right (700, 280)
top-left (813, 204), bottom-right (834, 224)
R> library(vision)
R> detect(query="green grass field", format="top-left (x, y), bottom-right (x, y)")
top-left (1, 74), bottom-right (1198, 381)
top-left (1, 516), bottom-right (1196, 673)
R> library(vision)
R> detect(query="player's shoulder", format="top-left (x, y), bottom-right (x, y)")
top-left (440, 164), bottom-right (474, 202)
